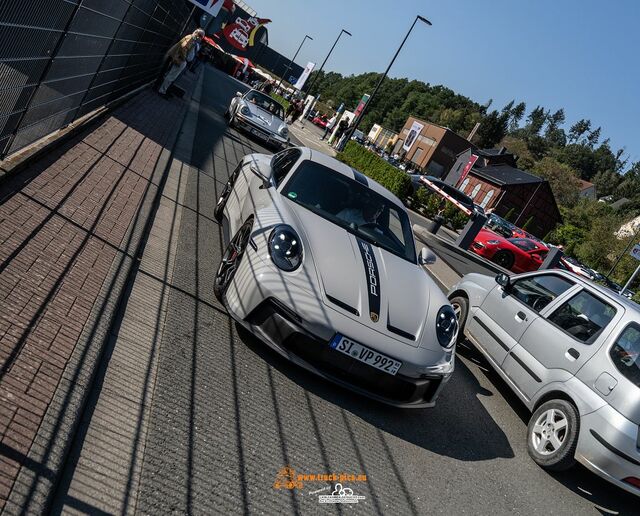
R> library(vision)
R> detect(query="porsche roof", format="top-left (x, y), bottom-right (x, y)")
top-left (298, 147), bottom-right (405, 207)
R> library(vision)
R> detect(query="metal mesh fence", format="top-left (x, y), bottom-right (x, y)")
top-left (0, 0), bottom-right (193, 158)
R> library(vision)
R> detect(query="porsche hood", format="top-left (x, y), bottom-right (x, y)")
top-left (287, 202), bottom-right (436, 348)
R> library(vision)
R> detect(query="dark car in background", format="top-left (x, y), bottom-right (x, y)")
top-left (485, 213), bottom-right (515, 238)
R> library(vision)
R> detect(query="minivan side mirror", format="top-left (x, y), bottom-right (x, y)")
top-left (418, 247), bottom-right (437, 266)
top-left (495, 273), bottom-right (510, 288)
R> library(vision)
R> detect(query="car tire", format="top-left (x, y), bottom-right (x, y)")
top-left (527, 399), bottom-right (579, 471)
top-left (214, 219), bottom-right (253, 302)
top-left (492, 250), bottom-right (514, 270)
top-left (449, 295), bottom-right (469, 342)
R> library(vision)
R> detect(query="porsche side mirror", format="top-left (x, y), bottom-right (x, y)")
top-left (418, 247), bottom-right (436, 266)
top-left (235, 91), bottom-right (242, 97)
top-left (250, 163), bottom-right (270, 187)
top-left (495, 273), bottom-right (510, 288)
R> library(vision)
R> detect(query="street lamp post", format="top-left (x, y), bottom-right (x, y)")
top-left (300, 29), bottom-right (351, 127)
top-left (276, 34), bottom-right (313, 92)
top-left (337, 15), bottom-right (431, 151)
top-left (304, 29), bottom-right (352, 96)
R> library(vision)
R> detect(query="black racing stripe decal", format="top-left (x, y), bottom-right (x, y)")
top-left (356, 238), bottom-right (380, 322)
top-left (473, 316), bottom-right (509, 351)
top-left (352, 169), bottom-right (369, 186)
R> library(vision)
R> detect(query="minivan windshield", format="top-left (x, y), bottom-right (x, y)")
top-left (282, 160), bottom-right (417, 263)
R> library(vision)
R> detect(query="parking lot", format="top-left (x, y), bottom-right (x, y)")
top-left (45, 66), bottom-right (639, 515)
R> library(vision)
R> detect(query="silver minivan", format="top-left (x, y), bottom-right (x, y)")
top-left (448, 270), bottom-right (640, 496)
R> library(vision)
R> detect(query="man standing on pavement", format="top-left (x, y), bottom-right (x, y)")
top-left (158, 29), bottom-right (205, 97)
top-left (332, 118), bottom-right (349, 148)
top-left (320, 114), bottom-right (337, 140)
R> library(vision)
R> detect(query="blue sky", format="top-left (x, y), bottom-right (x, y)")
top-left (245, 0), bottom-right (639, 165)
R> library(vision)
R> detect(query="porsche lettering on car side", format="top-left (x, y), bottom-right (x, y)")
top-left (213, 146), bottom-right (458, 408)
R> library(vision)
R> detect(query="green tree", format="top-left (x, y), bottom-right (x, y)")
top-left (532, 157), bottom-right (581, 207)
top-left (592, 169), bottom-right (622, 198)
top-left (500, 136), bottom-right (535, 170)
top-left (568, 119), bottom-right (591, 144)
top-left (509, 101), bottom-right (527, 131)
top-left (475, 110), bottom-right (509, 148)
top-left (525, 106), bottom-right (548, 136)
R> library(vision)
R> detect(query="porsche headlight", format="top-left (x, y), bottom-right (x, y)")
top-left (240, 105), bottom-right (251, 116)
top-left (278, 125), bottom-right (288, 137)
top-left (435, 306), bottom-right (458, 348)
top-left (268, 225), bottom-right (302, 271)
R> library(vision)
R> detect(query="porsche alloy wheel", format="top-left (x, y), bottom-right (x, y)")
top-left (492, 250), bottom-right (514, 270)
top-left (214, 220), bottom-right (252, 302)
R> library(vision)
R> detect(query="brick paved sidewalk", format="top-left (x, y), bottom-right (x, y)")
top-left (0, 72), bottom-right (199, 513)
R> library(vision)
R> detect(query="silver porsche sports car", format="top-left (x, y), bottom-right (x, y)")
top-left (226, 89), bottom-right (289, 150)
top-left (213, 147), bottom-right (458, 408)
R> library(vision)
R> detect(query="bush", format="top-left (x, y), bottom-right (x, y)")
top-left (337, 141), bottom-right (413, 200)
top-left (270, 93), bottom-right (290, 112)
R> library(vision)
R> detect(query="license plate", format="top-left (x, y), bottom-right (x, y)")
top-left (330, 334), bottom-right (402, 375)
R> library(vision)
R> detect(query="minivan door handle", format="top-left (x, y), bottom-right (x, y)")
top-left (515, 311), bottom-right (527, 322)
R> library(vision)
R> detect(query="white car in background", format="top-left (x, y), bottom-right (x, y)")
top-left (213, 147), bottom-right (458, 407)
top-left (226, 89), bottom-right (289, 150)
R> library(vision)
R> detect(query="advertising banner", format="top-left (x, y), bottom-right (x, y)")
top-left (402, 121), bottom-right (424, 152)
top-left (188, 0), bottom-right (225, 17)
top-left (294, 62), bottom-right (315, 90)
top-left (219, 14), bottom-right (271, 51)
top-left (354, 94), bottom-right (370, 118)
top-left (457, 154), bottom-right (479, 186)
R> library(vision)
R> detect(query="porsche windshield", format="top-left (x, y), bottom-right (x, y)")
top-left (282, 160), bottom-right (417, 263)
top-left (244, 90), bottom-right (284, 119)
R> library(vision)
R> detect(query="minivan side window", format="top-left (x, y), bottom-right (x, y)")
top-left (610, 324), bottom-right (640, 388)
top-left (271, 148), bottom-right (301, 186)
top-left (547, 290), bottom-right (616, 344)
top-left (509, 274), bottom-right (574, 312)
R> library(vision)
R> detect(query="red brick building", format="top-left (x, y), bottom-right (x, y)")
top-left (446, 149), bottom-right (562, 238)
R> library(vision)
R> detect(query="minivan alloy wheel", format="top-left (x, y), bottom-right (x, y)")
top-left (530, 408), bottom-right (567, 455)
top-left (526, 399), bottom-right (578, 471)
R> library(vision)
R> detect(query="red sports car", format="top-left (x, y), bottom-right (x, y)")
top-left (312, 115), bottom-right (328, 128)
top-left (470, 228), bottom-right (549, 273)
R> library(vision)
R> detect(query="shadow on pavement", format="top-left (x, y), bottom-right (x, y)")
top-left (236, 324), bottom-right (515, 462)
top-left (456, 338), bottom-right (640, 513)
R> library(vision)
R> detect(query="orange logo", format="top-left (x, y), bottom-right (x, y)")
top-left (273, 467), bottom-right (303, 490)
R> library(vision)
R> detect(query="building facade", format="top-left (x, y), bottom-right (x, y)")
top-left (393, 117), bottom-right (474, 177)
top-left (367, 124), bottom-right (398, 150)
top-left (447, 149), bottom-right (562, 238)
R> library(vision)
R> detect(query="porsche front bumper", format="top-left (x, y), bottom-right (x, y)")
top-left (234, 114), bottom-right (289, 149)
top-left (233, 297), bottom-right (450, 408)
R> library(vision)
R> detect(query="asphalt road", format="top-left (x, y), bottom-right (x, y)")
top-left (56, 66), bottom-right (638, 515)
